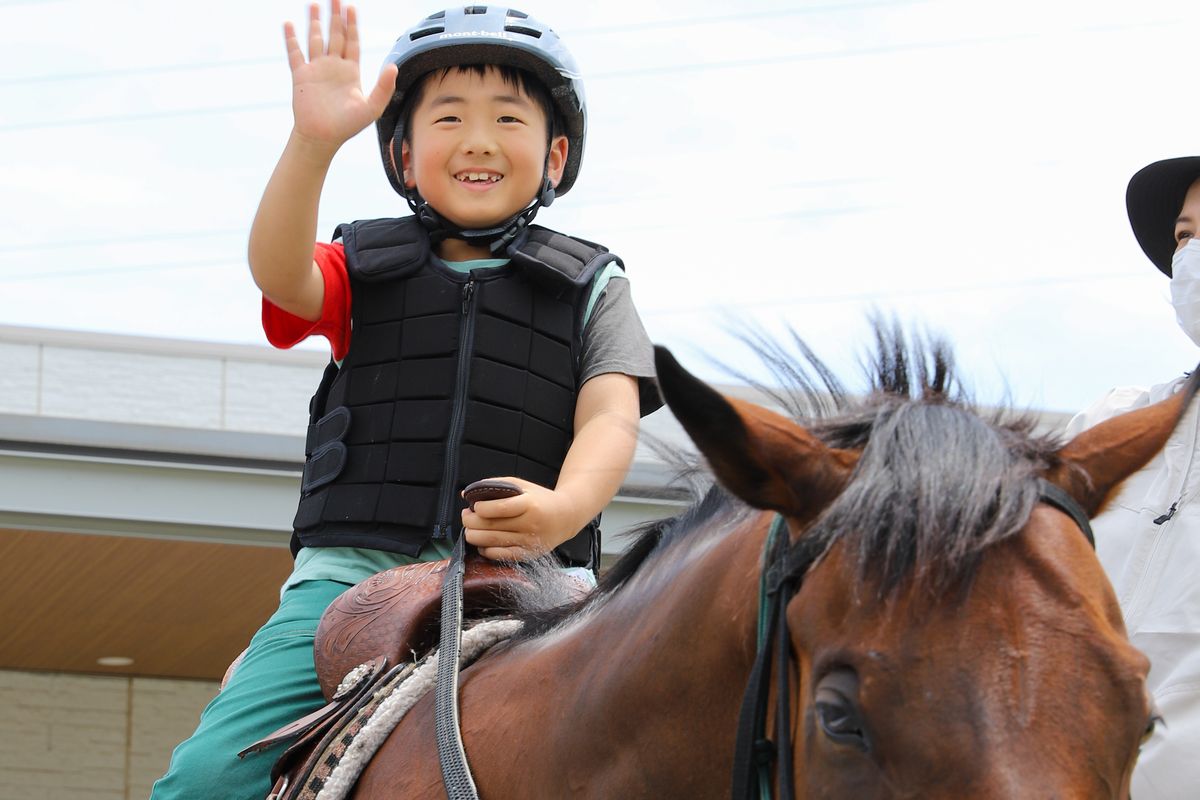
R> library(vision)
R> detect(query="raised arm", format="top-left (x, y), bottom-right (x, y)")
top-left (248, 1), bottom-right (397, 321)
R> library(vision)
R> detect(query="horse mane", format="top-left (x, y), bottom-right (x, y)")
top-left (507, 320), bottom-right (1069, 638)
top-left (757, 320), bottom-right (1069, 595)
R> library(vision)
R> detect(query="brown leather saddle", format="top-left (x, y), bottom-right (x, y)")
top-left (312, 554), bottom-right (530, 699)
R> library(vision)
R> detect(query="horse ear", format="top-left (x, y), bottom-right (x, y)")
top-left (1046, 368), bottom-right (1200, 516)
top-left (654, 346), bottom-right (858, 521)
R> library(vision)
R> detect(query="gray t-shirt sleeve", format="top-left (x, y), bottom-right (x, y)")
top-left (579, 274), bottom-right (663, 417)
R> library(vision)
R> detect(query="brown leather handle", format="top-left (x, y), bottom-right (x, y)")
top-left (462, 479), bottom-right (523, 510)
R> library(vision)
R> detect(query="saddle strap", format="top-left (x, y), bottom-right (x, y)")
top-left (239, 656), bottom-right (389, 760)
top-left (269, 661), bottom-right (419, 800)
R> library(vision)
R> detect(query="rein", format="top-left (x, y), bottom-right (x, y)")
top-left (434, 531), bottom-right (480, 800)
top-left (730, 479), bottom-right (1096, 800)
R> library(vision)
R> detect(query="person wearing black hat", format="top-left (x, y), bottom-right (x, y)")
top-left (1066, 156), bottom-right (1200, 799)
top-left (152, 3), bottom-right (661, 797)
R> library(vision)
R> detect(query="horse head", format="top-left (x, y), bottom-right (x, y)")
top-left (655, 338), bottom-right (1196, 799)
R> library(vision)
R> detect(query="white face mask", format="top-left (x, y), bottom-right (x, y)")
top-left (1170, 239), bottom-right (1200, 347)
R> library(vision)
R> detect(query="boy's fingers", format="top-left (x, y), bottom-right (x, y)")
top-left (462, 506), bottom-right (522, 530)
top-left (367, 64), bottom-right (398, 117)
top-left (306, 3), bottom-right (324, 60)
top-left (283, 22), bottom-right (305, 71)
top-left (465, 528), bottom-right (528, 549)
top-left (345, 5), bottom-right (361, 63)
top-left (470, 495), bottom-right (526, 520)
top-left (478, 546), bottom-right (528, 562)
top-left (327, 0), bottom-right (345, 58)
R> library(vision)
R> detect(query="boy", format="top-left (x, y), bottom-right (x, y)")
top-left (1066, 155), bottom-right (1200, 799)
top-left (151, 4), bottom-right (658, 797)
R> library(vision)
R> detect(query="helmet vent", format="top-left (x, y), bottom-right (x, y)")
top-left (409, 26), bottom-right (444, 41)
top-left (464, 6), bottom-right (488, 14)
top-left (507, 9), bottom-right (529, 18)
top-left (505, 24), bottom-right (541, 38)
top-left (425, 10), bottom-right (446, 19)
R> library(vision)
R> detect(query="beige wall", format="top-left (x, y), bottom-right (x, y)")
top-left (0, 670), bottom-right (217, 800)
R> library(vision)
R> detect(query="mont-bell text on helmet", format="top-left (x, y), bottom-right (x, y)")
top-left (438, 30), bottom-right (513, 40)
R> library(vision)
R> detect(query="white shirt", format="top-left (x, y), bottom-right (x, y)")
top-left (1067, 376), bottom-right (1200, 799)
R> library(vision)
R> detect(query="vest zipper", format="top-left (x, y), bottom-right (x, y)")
top-left (433, 277), bottom-right (477, 539)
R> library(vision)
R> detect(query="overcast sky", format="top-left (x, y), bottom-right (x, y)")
top-left (2, 0), bottom-right (1197, 412)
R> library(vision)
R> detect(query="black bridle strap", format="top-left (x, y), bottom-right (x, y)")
top-left (774, 579), bottom-right (797, 800)
top-left (731, 516), bottom-right (795, 800)
top-left (731, 593), bottom-right (780, 800)
top-left (1036, 479), bottom-right (1096, 548)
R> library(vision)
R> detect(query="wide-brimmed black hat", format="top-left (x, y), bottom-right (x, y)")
top-left (1126, 156), bottom-right (1200, 276)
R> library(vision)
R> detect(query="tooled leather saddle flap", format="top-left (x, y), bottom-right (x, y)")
top-left (312, 555), bottom-right (530, 700)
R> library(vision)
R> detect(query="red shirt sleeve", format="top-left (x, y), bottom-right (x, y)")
top-left (261, 242), bottom-right (352, 361)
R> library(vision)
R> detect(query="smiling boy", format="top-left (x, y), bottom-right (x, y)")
top-left (151, 4), bottom-right (659, 797)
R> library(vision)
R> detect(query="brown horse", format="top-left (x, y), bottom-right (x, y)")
top-left (347, 329), bottom-right (1192, 798)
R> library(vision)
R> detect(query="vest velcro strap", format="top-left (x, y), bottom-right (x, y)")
top-left (511, 226), bottom-right (620, 287)
top-left (305, 405), bottom-right (352, 456)
top-left (338, 217), bottom-right (429, 283)
top-left (302, 441), bottom-right (347, 493)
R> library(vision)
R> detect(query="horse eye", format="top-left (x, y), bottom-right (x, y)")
top-left (814, 686), bottom-right (868, 750)
top-left (1141, 713), bottom-right (1164, 747)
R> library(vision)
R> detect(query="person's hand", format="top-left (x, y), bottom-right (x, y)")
top-left (283, 1), bottom-right (397, 150)
top-left (462, 478), bottom-right (579, 561)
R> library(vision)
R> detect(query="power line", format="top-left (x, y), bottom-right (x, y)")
top-left (0, 229), bottom-right (245, 253)
top-left (638, 272), bottom-right (1145, 317)
top-left (0, 177), bottom-right (879, 255)
top-left (0, 257), bottom-right (241, 282)
top-left (0, 33), bottom-right (1022, 133)
top-left (0, 1), bottom-right (921, 87)
top-left (0, 102), bottom-right (285, 132)
top-left (0, 56), bottom-right (279, 87)
top-left (0, 16), bottom-right (1173, 133)
top-left (0, 251), bottom-right (1146, 314)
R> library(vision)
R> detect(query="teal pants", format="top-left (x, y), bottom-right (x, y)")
top-left (150, 580), bottom-right (351, 800)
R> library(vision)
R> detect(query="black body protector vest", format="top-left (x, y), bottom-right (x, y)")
top-left (292, 217), bottom-right (622, 568)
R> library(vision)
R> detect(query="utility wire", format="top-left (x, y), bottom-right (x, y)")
top-left (0, 1), bottom-right (923, 86)
top-left (0, 229), bottom-right (246, 253)
top-left (0, 102), bottom-right (285, 132)
top-left (0, 33), bottom-right (1022, 132)
top-left (2, 16), bottom-right (1167, 134)
top-left (0, 257), bottom-right (240, 282)
top-left (636, 272), bottom-right (1148, 316)
top-left (0, 248), bottom-right (1147, 310)
top-left (0, 177), bottom-right (878, 255)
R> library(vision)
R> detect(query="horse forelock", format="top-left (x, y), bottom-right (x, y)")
top-left (789, 323), bottom-right (1065, 597)
top-left (809, 401), bottom-right (1056, 596)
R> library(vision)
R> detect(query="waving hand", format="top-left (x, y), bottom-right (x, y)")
top-left (283, 1), bottom-right (397, 149)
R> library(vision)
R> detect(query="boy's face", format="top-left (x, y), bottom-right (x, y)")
top-left (400, 67), bottom-right (568, 231)
top-left (1175, 178), bottom-right (1200, 253)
